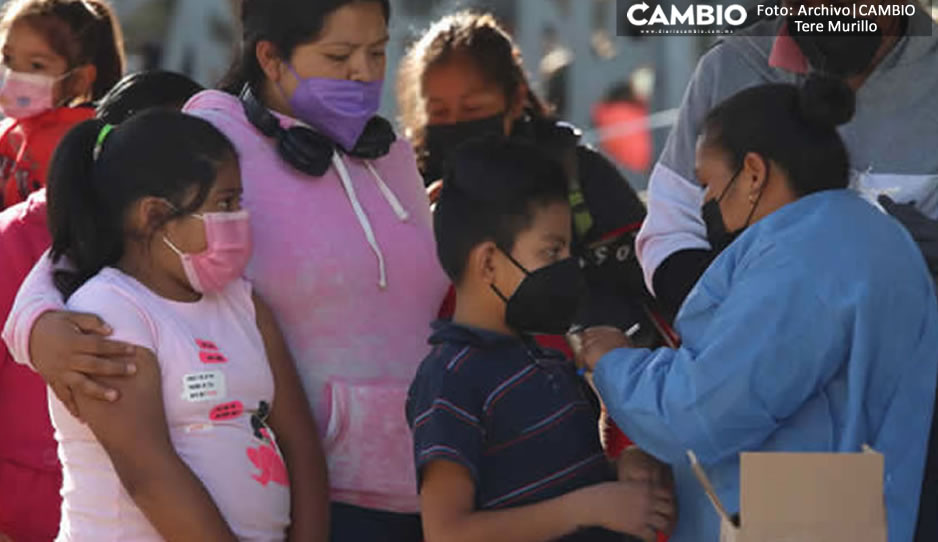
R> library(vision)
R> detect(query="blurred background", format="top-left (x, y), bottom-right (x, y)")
top-left (111, 0), bottom-right (716, 189)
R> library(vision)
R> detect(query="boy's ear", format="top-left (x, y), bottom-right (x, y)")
top-left (469, 241), bottom-right (499, 284)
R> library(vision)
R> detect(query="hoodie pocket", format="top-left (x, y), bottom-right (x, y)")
top-left (322, 378), bottom-right (417, 498)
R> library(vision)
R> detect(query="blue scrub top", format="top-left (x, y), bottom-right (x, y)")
top-left (595, 190), bottom-right (938, 542)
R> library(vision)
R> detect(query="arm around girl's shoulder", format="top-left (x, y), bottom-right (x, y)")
top-left (1, 251), bottom-right (137, 416)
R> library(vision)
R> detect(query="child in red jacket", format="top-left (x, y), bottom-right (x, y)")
top-left (0, 0), bottom-right (125, 211)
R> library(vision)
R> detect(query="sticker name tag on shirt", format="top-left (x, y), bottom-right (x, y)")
top-left (184, 422), bottom-right (214, 434)
top-left (210, 400), bottom-right (244, 421)
top-left (181, 370), bottom-right (226, 402)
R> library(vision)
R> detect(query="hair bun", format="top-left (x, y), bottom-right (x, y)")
top-left (798, 74), bottom-right (856, 127)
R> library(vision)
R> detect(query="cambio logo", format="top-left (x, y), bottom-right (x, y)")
top-left (626, 2), bottom-right (748, 27)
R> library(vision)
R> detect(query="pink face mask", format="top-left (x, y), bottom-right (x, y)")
top-left (163, 210), bottom-right (253, 294)
top-left (0, 67), bottom-right (67, 119)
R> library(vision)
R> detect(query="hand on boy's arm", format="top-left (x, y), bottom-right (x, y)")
top-left (569, 326), bottom-right (631, 372)
top-left (574, 481), bottom-right (676, 540)
top-left (420, 460), bottom-right (574, 542)
top-left (616, 446), bottom-right (674, 489)
top-left (419, 460), bottom-right (674, 542)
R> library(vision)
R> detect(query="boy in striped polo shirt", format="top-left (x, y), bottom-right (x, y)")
top-left (406, 139), bottom-right (674, 542)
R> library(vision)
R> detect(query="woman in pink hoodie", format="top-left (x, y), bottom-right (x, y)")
top-left (2, 1), bottom-right (449, 540)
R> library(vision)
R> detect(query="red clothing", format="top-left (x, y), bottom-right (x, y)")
top-left (0, 189), bottom-right (58, 541)
top-left (0, 106), bottom-right (94, 210)
top-left (591, 101), bottom-right (653, 173)
top-left (438, 285), bottom-right (456, 320)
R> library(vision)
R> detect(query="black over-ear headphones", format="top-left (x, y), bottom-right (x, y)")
top-left (240, 85), bottom-right (396, 177)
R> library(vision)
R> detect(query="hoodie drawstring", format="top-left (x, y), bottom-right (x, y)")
top-left (366, 161), bottom-right (410, 221)
top-left (331, 153), bottom-right (410, 289)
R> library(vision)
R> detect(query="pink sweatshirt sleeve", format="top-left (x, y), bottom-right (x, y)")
top-left (1, 250), bottom-right (66, 368)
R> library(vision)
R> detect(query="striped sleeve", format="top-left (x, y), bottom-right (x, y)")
top-left (408, 347), bottom-right (485, 485)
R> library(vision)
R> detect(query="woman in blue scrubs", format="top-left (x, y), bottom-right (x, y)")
top-left (575, 76), bottom-right (938, 542)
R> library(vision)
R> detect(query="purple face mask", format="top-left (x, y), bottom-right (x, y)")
top-left (286, 66), bottom-right (383, 151)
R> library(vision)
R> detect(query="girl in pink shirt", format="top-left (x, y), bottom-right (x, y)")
top-left (40, 109), bottom-right (328, 541)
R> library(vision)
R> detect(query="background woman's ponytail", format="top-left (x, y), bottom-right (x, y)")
top-left (47, 118), bottom-right (116, 296)
top-left (0, 0), bottom-right (126, 101)
top-left (798, 73), bottom-right (856, 129)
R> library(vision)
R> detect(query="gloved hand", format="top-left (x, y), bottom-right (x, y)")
top-left (879, 195), bottom-right (938, 275)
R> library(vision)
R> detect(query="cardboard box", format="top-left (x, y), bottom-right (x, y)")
top-left (689, 449), bottom-right (887, 542)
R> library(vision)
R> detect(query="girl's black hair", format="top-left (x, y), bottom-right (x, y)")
top-left (397, 11), bottom-right (552, 171)
top-left (48, 110), bottom-right (237, 298)
top-left (1, 0), bottom-right (126, 100)
top-left (219, 0), bottom-right (391, 94)
top-left (702, 74), bottom-right (855, 196)
top-left (96, 70), bottom-right (204, 124)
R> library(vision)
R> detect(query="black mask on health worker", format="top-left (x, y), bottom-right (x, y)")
top-left (702, 165), bottom-right (764, 254)
top-left (702, 198), bottom-right (739, 254)
top-left (423, 114), bottom-right (506, 182)
top-left (490, 251), bottom-right (587, 335)
top-left (787, 15), bottom-right (883, 77)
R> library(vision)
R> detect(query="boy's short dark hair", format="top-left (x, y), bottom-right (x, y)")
top-left (434, 138), bottom-right (569, 283)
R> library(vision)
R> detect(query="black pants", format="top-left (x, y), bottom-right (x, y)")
top-left (330, 502), bottom-right (423, 542)
top-left (915, 366), bottom-right (938, 541)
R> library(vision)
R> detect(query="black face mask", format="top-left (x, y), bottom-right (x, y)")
top-left (788, 15), bottom-right (883, 77)
top-left (423, 114), bottom-right (506, 184)
top-left (491, 251), bottom-right (587, 335)
top-left (702, 165), bottom-right (760, 254)
top-left (702, 198), bottom-right (739, 254)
